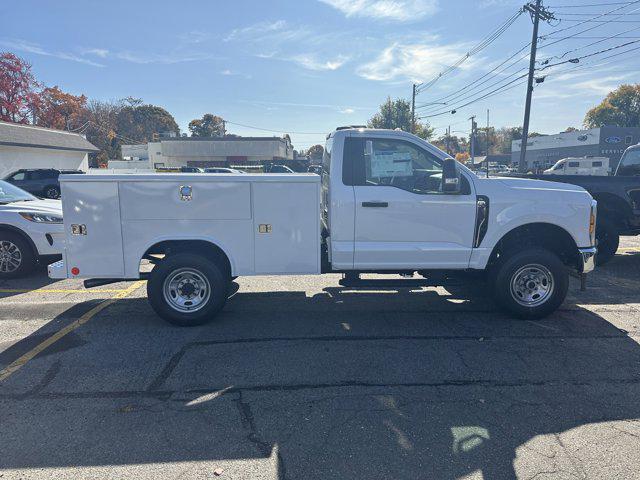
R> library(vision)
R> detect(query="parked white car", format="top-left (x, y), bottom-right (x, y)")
top-left (0, 181), bottom-right (64, 278)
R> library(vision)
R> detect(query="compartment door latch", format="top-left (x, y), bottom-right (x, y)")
top-left (179, 185), bottom-right (192, 201)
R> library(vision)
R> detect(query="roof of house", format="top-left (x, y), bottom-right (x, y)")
top-left (160, 136), bottom-right (289, 143)
top-left (0, 121), bottom-right (99, 153)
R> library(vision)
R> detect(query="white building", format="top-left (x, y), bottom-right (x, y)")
top-left (0, 121), bottom-right (98, 178)
top-left (120, 136), bottom-right (294, 170)
top-left (512, 126), bottom-right (640, 171)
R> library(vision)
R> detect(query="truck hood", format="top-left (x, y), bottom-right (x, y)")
top-left (0, 198), bottom-right (62, 215)
top-left (495, 176), bottom-right (588, 193)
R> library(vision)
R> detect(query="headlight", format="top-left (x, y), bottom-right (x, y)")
top-left (589, 202), bottom-right (597, 246)
top-left (19, 212), bottom-right (63, 224)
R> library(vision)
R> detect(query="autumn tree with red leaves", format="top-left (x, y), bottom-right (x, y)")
top-left (35, 86), bottom-right (88, 130)
top-left (0, 52), bottom-right (40, 123)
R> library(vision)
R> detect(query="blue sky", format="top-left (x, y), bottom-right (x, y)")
top-left (2, 0), bottom-right (638, 149)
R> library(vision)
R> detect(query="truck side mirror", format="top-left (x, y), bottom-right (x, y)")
top-left (442, 158), bottom-right (462, 194)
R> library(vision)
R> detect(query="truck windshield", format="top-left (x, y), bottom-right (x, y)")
top-left (617, 149), bottom-right (640, 176)
top-left (0, 181), bottom-right (36, 204)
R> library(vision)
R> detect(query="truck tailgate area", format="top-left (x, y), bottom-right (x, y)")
top-left (58, 173), bottom-right (321, 279)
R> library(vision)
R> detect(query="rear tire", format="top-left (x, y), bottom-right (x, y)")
top-left (493, 248), bottom-right (568, 319)
top-left (0, 232), bottom-right (36, 279)
top-left (43, 185), bottom-right (60, 199)
top-left (595, 220), bottom-right (619, 265)
top-left (147, 253), bottom-right (228, 326)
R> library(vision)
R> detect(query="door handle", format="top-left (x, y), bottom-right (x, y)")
top-left (362, 201), bottom-right (388, 208)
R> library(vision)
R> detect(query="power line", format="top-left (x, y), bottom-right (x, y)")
top-left (415, 8), bottom-right (524, 94)
top-left (542, 0), bottom-right (640, 36)
top-left (556, 12), bottom-right (640, 15)
top-left (224, 120), bottom-right (326, 135)
top-left (538, 42), bottom-right (640, 77)
top-left (538, 38), bottom-right (640, 70)
top-left (539, 22), bottom-right (640, 60)
top-left (417, 68), bottom-right (529, 114)
top-left (548, 1), bottom-right (636, 7)
top-left (418, 75), bottom-right (528, 119)
top-left (556, 18), bottom-right (640, 21)
top-left (415, 42), bottom-right (532, 110)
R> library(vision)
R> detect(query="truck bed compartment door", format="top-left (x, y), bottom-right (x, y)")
top-left (252, 182), bottom-right (320, 274)
top-left (62, 181), bottom-right (125, 277)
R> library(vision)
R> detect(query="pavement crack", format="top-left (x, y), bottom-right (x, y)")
top-left (17, 360), bottom-right (61, 399)
top-left (234, 390), bottom-right (272, 457)
top-left (146, 347), bottom-right (189, 392)
top-left (5, 375), bottom-right (640, 401)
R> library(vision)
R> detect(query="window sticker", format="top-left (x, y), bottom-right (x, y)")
top-left (370, 151), bottom-right (413, 177)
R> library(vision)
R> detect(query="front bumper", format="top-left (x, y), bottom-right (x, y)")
top-left (579, 247), bottom-right (597, 274)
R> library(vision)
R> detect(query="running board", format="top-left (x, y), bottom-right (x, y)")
top-left (338, 278), bottom-right (462, 289)
top-left (84, 273), bottom-right (150, 289)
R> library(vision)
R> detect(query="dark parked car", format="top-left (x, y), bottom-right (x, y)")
top-left (204, 167), bottom-right (245, 173)
top-left (179, 166), bottom-right (204, 173)
top-left (522, 144), bottom-right (640, 264)
top-left (265, 164), bottom-right (295, 173)
top-left (4, 169), bottom-right (84, 199)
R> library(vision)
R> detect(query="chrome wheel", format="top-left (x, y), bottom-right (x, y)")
top-left (0, 241), bottom-right (22, 273)
top-left (509, 264), bottom-right (554, 307)
top-left (162, 268), bottom-right (211, 313)
top-left (45, 187), bottom-right (60, 199)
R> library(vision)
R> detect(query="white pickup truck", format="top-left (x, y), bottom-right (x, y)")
top-left (49, 127), bottom-right (597, 325)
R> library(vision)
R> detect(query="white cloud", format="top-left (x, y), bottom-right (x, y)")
top-left (83, 48), bottom-right (109, 58)
top-left (357, 40), bottom-right (474, 82)
top-left (220, 69), bottom-right (252, 79)
top-left (0, 39), bottom-right (104, 67)
top-left (245, 100), bottom-right (367, 112)
top-left (319, 0), bottom-right (438, 21)
top-left (571, 76), bottom-right (631, 96)
top-left (114, 51), bottom-right (217, 64)
top-left (178, 30), bottom-right (211, 44)
top-left (290, 53), bottom-right (348, 71)
top-left (224, 20), bottom-right (287, 42)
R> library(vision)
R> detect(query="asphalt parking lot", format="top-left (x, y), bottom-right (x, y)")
top-left (1, 239), bottom-right (640, 480)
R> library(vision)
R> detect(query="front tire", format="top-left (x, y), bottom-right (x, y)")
top-left (0, 232), bottom-right (36, 279)
top-left (147, 253), bottom-right (228, 326)
top-left (493, 248), bottom-right (568, 319)
top-left (595, 220), bottom-right (619, 265)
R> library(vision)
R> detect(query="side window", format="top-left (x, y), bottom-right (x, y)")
top-left (30, 170), bottom-right (54, 180)
top-left (568, 161), bottom-right (580, 168)
top-left (592, 161), bottom-right (603, 167)
top-left (364, 138), bottom-right (444, 194)
top-left (9, 172), bottom-right (25, 181)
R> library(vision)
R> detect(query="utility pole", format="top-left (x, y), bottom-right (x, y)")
top-left (469, 116), bottom-right (477, 168)
top-left (411, 84), bottom-right (417, 134)
top-left (446, 126), bottom-right (451, 155)
top-left (519, 0), bottom-right (555, 173)
top-left (486, 109), bottom-right (490, 178)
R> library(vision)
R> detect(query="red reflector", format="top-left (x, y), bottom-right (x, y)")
top-left (71, 267), bottom-right (80, 276)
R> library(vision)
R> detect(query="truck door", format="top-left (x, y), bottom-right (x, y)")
top-left (348, 136), bottom-right (477, 269)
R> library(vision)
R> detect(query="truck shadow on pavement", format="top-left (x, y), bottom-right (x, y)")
top-left (0, 266), bottom-right (61, 298)
top-left (1, 269), bottom-right (640, 478)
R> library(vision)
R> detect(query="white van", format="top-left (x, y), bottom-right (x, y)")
top-left (543, 157), bottom-right (609, 176)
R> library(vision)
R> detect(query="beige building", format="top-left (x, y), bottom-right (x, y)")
top-left (120, 136), bottom-right (294, 170)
